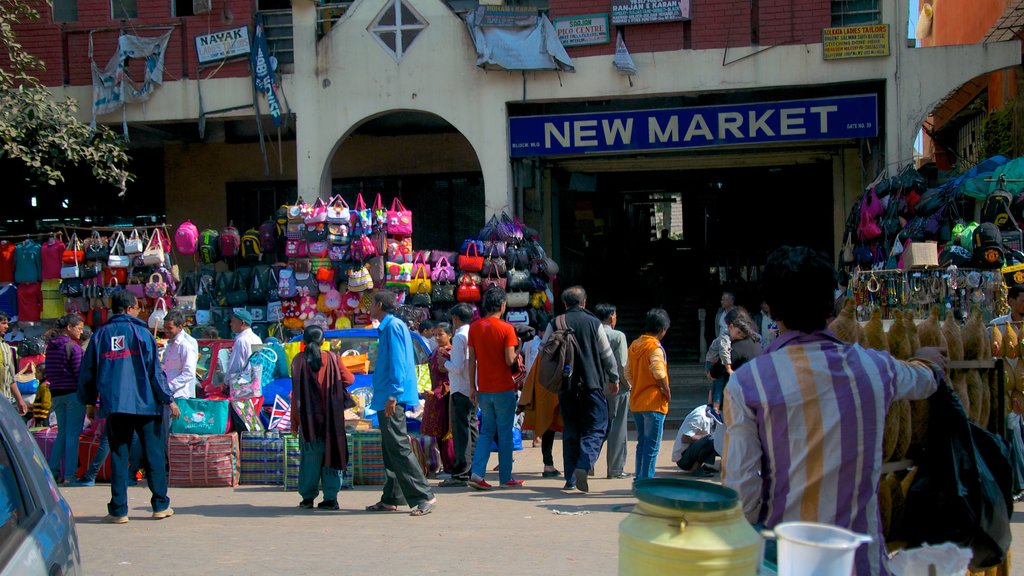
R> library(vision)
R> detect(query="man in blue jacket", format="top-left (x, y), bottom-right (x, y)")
top-left (79, 291), bottom-right (180, 524)
top-left (364, 290), bottom-right (436, 517)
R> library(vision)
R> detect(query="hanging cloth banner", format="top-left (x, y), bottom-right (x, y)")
top-left (91, 31), bottom-right (173, 137)
top-left (464, 11), bottom-right (574, 72)
top-left (613, 30), bottom-right (637, 75)
top-left (251, 22), bottom-right (283, 127)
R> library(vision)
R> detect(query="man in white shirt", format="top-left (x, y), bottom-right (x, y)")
top-left (992, 285), bottom-right (1024, 325)
top-left (441, 303), bottom-right (476, 487)
top-left (225, 309), bottom-right (263, 388)
top-left (671, 404), bottom-right (720, 475)
top-left (162, 310), bottom-right (199, 400)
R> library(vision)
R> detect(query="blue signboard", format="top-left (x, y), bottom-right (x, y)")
top-left (508, 94), bottom-right (878, 158)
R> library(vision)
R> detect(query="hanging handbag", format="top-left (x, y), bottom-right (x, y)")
top-left (60, 247), bottom-right (81, 279)
top-left (431, 257), bottom-right (456, 283)
top-left (305, 197), bottom-right (328, 225)
top-left (481, 270), bottom-right (506, 291)
top-left (148, 298), bottom-right (168, 332)
top-left (456, 275), bottom-right (481, 302)
top-left (60, 278), bottom-right (84, 298)
top-left (308, 241), bottom-right (329, 258)
top-left (15, 363), bottom-right (38, 395)
top-left (387, 237), bottom-right (413, 264)
top-left (411, 252), bottom-right (431, 279)
top-left (305, 223), bottom-right (327, 243)
top-left (348, 266), bottom-right (374, 292)
top-left (458, 242), bottom-right (484, 273)
top-left (372, 193), bottom-right (388, 231)
top-left (482, 249), bottom-right (507, 277)
top-left (409, 265), bottom-right (432, 294)
top-left (507, 269), bottom-right (532, 292)
top-left (429, 250), bottom-right (457, 266)
top-left (84, 230), bottom-right (110, 261)
top-left (507, 246), bottom-right (531, 270)
top-left (328, 244), bottom-right (347, 262)
top-left (351, 193), bottom-right (374, 236)
top-left (107, 232), bottom-right (131, 268)
top-left (483, 240), bottom-right (506, 258)
top-left (145, 272), bottom-right (168, 299)
top-left (140, 230), bottom-right (165, 266)
top-left (387, 198), bottom-right (413, 236)
top-left (124, 229), bottom-right (144, 255)
top-left (385, 262), bottom-right (412, 289)
top-left (409, 291), bottom-right (431, 307)
top-left (327, 195), bottom-right (351, 224)
top-left (62, 233), bottom-right (84, 265)
top-left (286, 239), bottom-right (308, 258)
top-left (80, 261), bottom-right (101, 280)
top-left (175, 274), bottom-right (197, 312)
top-left (506, 291), bottom-right (530, 308)
top-left (328, 223), bottom-right (349, 246)
top-left (431, 282), bottom-right (455, 304)
top-left (288, 201), bottom-right (309, 223)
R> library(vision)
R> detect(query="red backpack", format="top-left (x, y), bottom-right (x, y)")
top-left (174, 220), bottom-right (199, 255)
top-left (218, 225), bottom-right (241, 258)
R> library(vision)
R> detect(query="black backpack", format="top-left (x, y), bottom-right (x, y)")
top-left (249, 265), bottom-right (270, 305)
top-left (973, 223), bottom-right (1005, 269)
top-left (214, 271), bottom-right (234, 307)
top-left (536, 315), bottom-right (578, 394)
top-left (982, 188), bottom-right (1018, 231)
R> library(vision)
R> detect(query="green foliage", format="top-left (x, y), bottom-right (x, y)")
top-left (982, 102), bottom-right (1015, 159)
top-left (0, 0), bottom-right (131, 193)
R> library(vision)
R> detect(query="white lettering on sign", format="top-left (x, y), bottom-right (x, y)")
top-left (195, 26), bottom-right (251, 64)
top-left (718, 112), bottom-right (743, 139)
top-left (779, 108), bottom-right (806, 135)
top-left (749, 110), bottom-right (775, 137)
top-left (574, 119), bottom-right (599, 147)
top-left (545, 122), bottom-right (571, 148)
top-left (603, 118), bottom-right (633, 145)
top-left (649, 116), bottom-right (678, 143)
top-left (810, 105), bottom-right (838, 131)
top-left (684, 114), bottom-right (712, 141)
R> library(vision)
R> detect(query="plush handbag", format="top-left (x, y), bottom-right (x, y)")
top-left (305, 197), bottom-right (328, 225)
top-left (387, 237), bottom-right (413, 264)
top-left (409, 266), bottom-right (432, 295)
top-left (286, 239), bottom-right (308, 258)
top-left (144, 228), bottom-right (167, 264)
top-left (107, 232), bottom-right (131, 268)
top-left (351, 193), bottom-right (374, 236)
top-left (348, 266), bottom-right (374, 292)
top-left (124, 229), bottom-right (144, 255)
top-left (145, 272), bottom-right (168, 299)
top-left (328, 223), bottom-right (349, 246)
top-left (410, 252), bottom-right (431, 279)
top-left (481, 270), bottom-right (506, 291)
top-left (372, 193), bottom-right (388, 231)
top-left (431, 282), bottom-right (455, 304)
top-left (506, 291), bottom-right (530, 308)
top-left (327, 195), bottom-right (351, 224)
top-left (84, 230), bottom-right (110, 262)
top-left (387, 198), bottom-right (413, 236)
top-left (458, 243), bottom-right (484, 272)
top-left (431, 257), bottom-right (456, 283)
top-left (308, 241), bottom-right (329, 258)
top-left (456, 275), bottom-right (481, 302)
top-left (385, 262), bottom-right (412, 289)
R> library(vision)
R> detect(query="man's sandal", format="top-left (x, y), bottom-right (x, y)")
top-left (365, 502), bottom-right (398, 512)
top-left (410, 500), bottom-right (436, 517)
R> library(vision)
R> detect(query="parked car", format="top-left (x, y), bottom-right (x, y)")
top-left (0, 399), bottom-right (81, 576)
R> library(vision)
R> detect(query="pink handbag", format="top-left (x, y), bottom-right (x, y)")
top-left (431, 257), bottom-right (456, 283)
top-left (411, 252), bottom-right (431, 279)
top-left (387, 198), bottom-right (413, 236)
top-left (304, 198), bottom-right (328, 225)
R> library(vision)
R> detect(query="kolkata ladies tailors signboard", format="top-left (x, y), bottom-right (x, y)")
top-left (508, 94), bottom-right (879, 157)
top-left (611, 0), bottom-right (689, 25)
top-left (822, 24), bottom-right (890, 60)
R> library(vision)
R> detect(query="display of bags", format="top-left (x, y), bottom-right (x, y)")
top-left (387, 237), bottom-right (413, 264)
top-left (107, 232), bottom-right (131, 268)
top-left (482, 251), bottom-right (507, 277)
top-left (481, 270), bottom-right (506, 291)
top-left (507, 269), bottom-right (532, 291)
top-left (84, 230), bottom-right (110, 261)
top-left (351, 193), bottom-right (373, 236)
top-left (168, 433), bottom-right (240, 488)
top-left (458, 242), bottom-right (484, 272)
top-left (431, 282), bottom-right (455, 304)
top-left (387, 198), bottom-right (413, 236)
top-left (386, 261), bottom-right (412, 289)
top-left (145, 272), bottom-right (168, 299)
top-left (171, 398), bottom-right (231, 435)
top-left (348, 266), bottom-right (373, 292)
top-left (507, 291), bottom-right (530, 308)
top-left (327, 195), bottom-right (350, 224)
top-left (62, 234), bottom-right (84, 265)
top-left (305, 197), bottom-right (328, 225)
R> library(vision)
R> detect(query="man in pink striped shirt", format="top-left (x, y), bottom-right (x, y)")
top-left (723, 246), bottom-right (945, 576)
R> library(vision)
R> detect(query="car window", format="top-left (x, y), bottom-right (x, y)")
top-left (196, 344), bottom-right (213, 383)
top-left (0, 436), bottom-right (26, 547)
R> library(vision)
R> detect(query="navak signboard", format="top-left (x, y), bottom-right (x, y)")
top-left (508, 94), bottom-right (878, 158)
top-left (195, 26), bottom-right (251, 64)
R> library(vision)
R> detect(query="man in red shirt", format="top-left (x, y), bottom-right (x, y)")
top-left (467, 287), bottom-right (523, 490)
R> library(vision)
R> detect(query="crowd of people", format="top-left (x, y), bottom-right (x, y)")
top-left (0, 245), bottom-right (954, 575)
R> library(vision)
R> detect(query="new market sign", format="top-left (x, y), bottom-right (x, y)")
top-left (611, 0), bottom-right (690, 25)
top-left (508, 94), bottom-right (878, 158)
top-left (554, 14), bottom-right (610, 47)
top-left (195, 26), bottom-right (251, 64)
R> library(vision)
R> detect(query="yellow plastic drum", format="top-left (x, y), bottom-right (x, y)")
top-left (619, 479), bottom-right (761, 576)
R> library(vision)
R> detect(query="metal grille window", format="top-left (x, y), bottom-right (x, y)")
top-left (831, 0), bottom-right (880, 26)
top-left (112, 0), bottom-right (137, 19)
top-left (369, 0), bottom-right (428, 62)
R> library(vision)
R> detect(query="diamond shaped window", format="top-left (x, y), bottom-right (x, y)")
top-left (369, 0), bottom-right (428, 62)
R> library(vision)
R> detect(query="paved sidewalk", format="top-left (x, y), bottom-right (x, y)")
top-left (63, 435), bottom-right (1024, 575)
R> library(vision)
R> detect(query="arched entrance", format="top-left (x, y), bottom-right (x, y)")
top-left (325, 110), bottom-right (485, 250)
